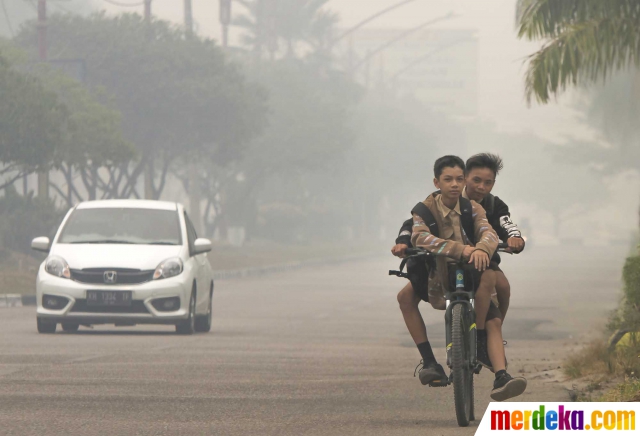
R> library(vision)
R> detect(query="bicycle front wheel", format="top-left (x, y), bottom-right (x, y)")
top-left (451, 303), bottom-right (473, 427)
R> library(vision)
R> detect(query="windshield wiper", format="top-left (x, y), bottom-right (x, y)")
top-left (70, 240), bottom-right (136, 244)
top-left (147, 242), bottom-right (179, 246)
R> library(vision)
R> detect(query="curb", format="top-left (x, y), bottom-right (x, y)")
top-left (2, 251), bottom-right (383, 308)
top-left (0, 294), bottom-right (35, 307)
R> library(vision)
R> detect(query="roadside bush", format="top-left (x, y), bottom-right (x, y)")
top-left (608, 255), bottom-right (640, 332)
top-left (623, 256), bottom-right (640, 307)
top-left (0, 186), bottom-right (65, 257)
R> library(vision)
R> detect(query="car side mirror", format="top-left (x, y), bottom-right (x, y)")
top-left (193, 238), bottom-right (212, 255)
top-left (31, 237), bottom-right (51, 253)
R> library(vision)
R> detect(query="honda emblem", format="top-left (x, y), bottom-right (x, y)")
top-left (104, 271), bottom-right (118, 284)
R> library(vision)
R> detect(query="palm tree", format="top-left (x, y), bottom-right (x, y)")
top-left (233, 0), bottom-right (339, 58)
top-left (516, 0), bottom-right (640, 103)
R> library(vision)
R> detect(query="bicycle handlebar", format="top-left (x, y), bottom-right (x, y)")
top-left (404, 247), bottom-right (428, 256)
top-left (405, 243), bottom-right (512, 258)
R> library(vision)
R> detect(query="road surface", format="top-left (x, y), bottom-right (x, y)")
top-left (0, 245), bottom-right (628, 435)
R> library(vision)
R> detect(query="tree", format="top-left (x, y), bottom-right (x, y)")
top-left (16, 13), bottom-right (267, 200)
top-left (1, 37), bottom-right (134, 205)
top-left (0, 55), bottom-right (66, 190)
top-left (203, 58), bottom-right (361, 240)
top-left (234, 0), bottom-right (339, 58)
top-left (36, 68), bottom-right (136, 205)
top-left (516, 0), bottom-right (640, 103)
top-left (517, 0), bottom-right (640, 231)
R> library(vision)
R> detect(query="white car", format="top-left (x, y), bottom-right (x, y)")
top-left (31, 200), bottom-right (214, 335)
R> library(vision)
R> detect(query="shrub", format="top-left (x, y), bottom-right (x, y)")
top-left (608, 255), bottom-right (640, 332)
top-left (0, 186), bottom-right (65, 257)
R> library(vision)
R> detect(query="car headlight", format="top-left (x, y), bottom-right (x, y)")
top-left (153, 257), bottom-right (183, 280)
top-left (45, 256), bottom-right (71, 279)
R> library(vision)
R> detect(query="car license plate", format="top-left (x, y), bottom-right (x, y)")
top-left (86, 290), bottom-right (132, 307)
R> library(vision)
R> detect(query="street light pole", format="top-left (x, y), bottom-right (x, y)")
top-left (331, 0), bottom-right (417, 48)
top-left (350, 12), bottom-right (458, 73)
top-left (37, 0), bottom-right (48, 200)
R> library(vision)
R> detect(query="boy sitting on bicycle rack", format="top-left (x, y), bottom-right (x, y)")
top-left (462, 153), bottom-right (525, 322)
top-left (397, 155), bottom-right (526, 401)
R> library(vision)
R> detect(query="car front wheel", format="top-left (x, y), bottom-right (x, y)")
top-left (195, 283), bottom-right (213, 333)
top-left (37, 318), bottom-right (56, 334)
top-left (175, 287), bottom-right (196, 335)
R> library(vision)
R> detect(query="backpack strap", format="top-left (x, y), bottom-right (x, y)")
top-left (483, 193), bottom-right (495, 218)
top-left (459, 197), bottom-right (476, 245)
top-left (411, 202), bottom-right (439, 238)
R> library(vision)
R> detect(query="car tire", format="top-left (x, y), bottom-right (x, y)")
top-left (61, 322), bottom-right (80, 332)
top-left (175, 287), bottom-right (196, 335)
top-left (195, 283), bottom-right (213, 333)
top-left (37, 318), bottom-right (56, 334)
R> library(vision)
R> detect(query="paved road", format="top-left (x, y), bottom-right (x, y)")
top-left (0, 245), bottom-right (629, 435)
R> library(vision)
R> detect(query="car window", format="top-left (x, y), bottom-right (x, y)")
top-left (58, 208), bottom-right (182, 245)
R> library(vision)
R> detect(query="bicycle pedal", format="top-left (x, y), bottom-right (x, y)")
top-left (473, 364), bottom-right (482, 374)
top-left (428, 379), bottom-right (450, 387)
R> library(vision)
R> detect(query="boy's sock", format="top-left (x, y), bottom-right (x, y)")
top-left (417, 341), bottom-right (436, 365)
top-left (495, 369), bottom-right (507, 379)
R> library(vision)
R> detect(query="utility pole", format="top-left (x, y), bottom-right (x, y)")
top-left (143, 0), bottom-right (153, 199)
top-left (144, 0), bottom-right (151, 23)
top-left (219, 0), bottom-right (231, 48)
top-left (184, 0), bottom-right (193, 37)
top-left (183, 0), bottom-right (202, 233)
top-left (37, 0), bottom-right (49, 200)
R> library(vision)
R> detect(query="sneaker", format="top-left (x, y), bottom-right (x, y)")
top-left (490, 372), bottom-right (527, 401)
top-left (414, 360), bottom-right (448, 386)
top-left (477, 336), bottom-right (493, 371)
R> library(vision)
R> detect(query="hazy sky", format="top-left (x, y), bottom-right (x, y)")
top-left (96, 0), bottom-right (592, 144)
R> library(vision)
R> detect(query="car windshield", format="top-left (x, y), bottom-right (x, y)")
top-left (58, 208), bottom-right (182, 245)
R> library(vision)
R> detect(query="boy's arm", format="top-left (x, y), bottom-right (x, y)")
top-left (395, 218), bottom-right (413, 247)
top-left (411, 213), bottom-right (465, 260)
top-left (471, 201), bottom-right (499, 257)
top-left (494, 197), bottom-right (523, 241)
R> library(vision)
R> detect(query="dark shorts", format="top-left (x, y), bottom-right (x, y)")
top-left (447, 264), bottom-right (501, 322)
top-left (489, 261), bottom-right (502, 273)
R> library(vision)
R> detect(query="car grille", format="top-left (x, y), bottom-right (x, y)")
top-left (70, 268), bottom-right (154, 285)
top-left (70, 299), bottom-right (150, 314)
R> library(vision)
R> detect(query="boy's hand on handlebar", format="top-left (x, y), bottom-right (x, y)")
top-left (469, 250), bottom-right (490, 271)
top-left (391, 244), bottom-right (409, 258)
top-left (507, 237), bottom-right (525, 253)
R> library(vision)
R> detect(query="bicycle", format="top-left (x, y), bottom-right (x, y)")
top-left (389, 243), bottom-right (510, 427)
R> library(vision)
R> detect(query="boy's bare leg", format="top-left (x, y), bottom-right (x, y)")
top-left (495, 271), bottom-right (511, 320)
top-left (397, 282), bottom-right (446, 385)
top-left (486, 318), bottom-right (506, 372)
top-left (397, 282), bottom-right (428, 344)
top-left (472, 269), bottom-right (496, 329)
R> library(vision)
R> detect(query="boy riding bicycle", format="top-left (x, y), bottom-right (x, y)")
top-left (394, 153), bottom-right (525, 367)
top-left (395, 155), bottom-right (526, 401)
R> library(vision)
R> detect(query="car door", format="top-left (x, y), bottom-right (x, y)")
top-left (184, 213), bottom-right (207, 313)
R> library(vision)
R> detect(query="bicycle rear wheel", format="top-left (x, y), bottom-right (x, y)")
top-left (451, 304), bottom-right (472, 427)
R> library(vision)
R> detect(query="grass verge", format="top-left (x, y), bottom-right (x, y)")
top-left (564, 338), bottom-right (640, 402)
